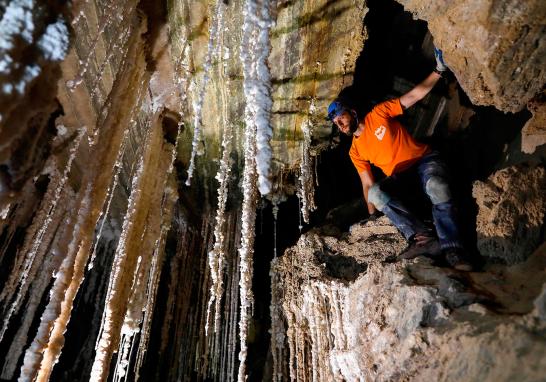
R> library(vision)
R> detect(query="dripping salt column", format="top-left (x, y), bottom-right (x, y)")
top-left (17, 12), bottom-right (147, 381)
top-left (0, 131), bottom-right (84, 379)
top-left (185, 0), bottom-right (223, 186)
top-left (298, 100), bottom-right (317, 224)
top-left (90, 114), bottom-right (167, 381)
top-left (112, 121), bottom-right (180, 381)
top-left (236, 111), bottom-right (258, 382)
top-left (0, 129), bottom-right (84, 344)
top-left (249, 0), bottom-right (274, 196)
top-left (237, 0), bottom-right (275, 379)
top-left (205, 7), bottom-right (232, 338)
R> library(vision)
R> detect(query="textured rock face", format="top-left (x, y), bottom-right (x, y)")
top-left (473, 165), bottom-right (546, 264)
top-left (522, 96), bottom-right (546, 154)
top-left (397, 0), bottom-right (546, 113)
top-left (271, 217), bottom-right (546, 381)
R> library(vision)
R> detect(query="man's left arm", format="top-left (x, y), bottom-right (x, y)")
top-left (400, 47), bottom-right (447, 110)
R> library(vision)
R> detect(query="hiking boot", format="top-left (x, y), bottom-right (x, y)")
top-left (399, 233), bottom-right (441, 260)
top-left (444, 248), bottom-right (473, 271)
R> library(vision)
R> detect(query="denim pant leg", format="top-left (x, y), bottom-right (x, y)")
top-left (368, 179), bottom-right (428, 240)
top-left (416, 152), bottom-right (462, 250)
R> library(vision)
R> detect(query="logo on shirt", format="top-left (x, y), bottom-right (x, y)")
top-left (375, 125), bottom-right (386, 141)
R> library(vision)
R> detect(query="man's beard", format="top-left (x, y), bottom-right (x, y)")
top-left (343, 115), bottom-right (358, 136)
top-left (349, 116), bottom-right (358, 134)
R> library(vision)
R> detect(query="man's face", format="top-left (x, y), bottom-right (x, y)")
top-left (333, 110), bottom-right (357, 136)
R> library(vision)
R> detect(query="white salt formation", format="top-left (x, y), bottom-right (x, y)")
top-left (235, 0), bottom-right (278, 379)
top-left (185, 0), bottom-right (224, 186)
top-left (205, 12), bottom-right (234, 339)
top-left (239, 0), bottom-right (275, 196)
top-left (91, 108), bottom-right (182, 381)
top-left (298, 99), bottom-right (317, 224)
top-left (0, 128), bottom-right (84, 344)
top-left (206, 97), bottom-right (234, 336)
top-left (0, 1), bottom-right (67, 96)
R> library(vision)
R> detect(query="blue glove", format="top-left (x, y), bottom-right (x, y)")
top-left (434, 47), bottom-right (448, 72)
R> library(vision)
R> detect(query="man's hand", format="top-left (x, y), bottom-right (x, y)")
top-left (358, 168), bottom-right (377, 215)
top-left (434, 47), bottom-right (448, 72)
top-left (368, 209), bottom-right (383, 221)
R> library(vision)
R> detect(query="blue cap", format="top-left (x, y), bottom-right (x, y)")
top-left (327, 100), bottom-right (346, 121)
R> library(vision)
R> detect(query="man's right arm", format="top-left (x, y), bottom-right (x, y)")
top-left (399, 47), bottom-right (448, 110)
top-left (359, 168), bottom-right (376, 215)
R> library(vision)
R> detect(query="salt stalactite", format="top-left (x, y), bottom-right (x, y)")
top-left (196, 218), bottom-right (215, 376)
top-left (240, 0), bottom-right (275, 196)
top-left (234, 1), bottom-right (277, 373)
top-left (205, 15), bottom-right (234, 337)
top-left (89, 128), bottom-right (129, 270)
top-left (237, 42), bottom-right (259, 382)
top-left (0, 132), bottom-right (83, 380)
top-left (90, 155), bottom-right (146, 381)
top-left (18, 183), bottom-right (93, 382)
top-left (272, 201), bottom-right (279, 257)
top-left (90, 114), bottom-right (159, 381)
top-left (133, 178), bottom-right (177, 381)
top-left (270, 270), bottom-right (286, 382)
top-left (205, 125), bottom-right (233, 336)
top-left (117, 122), bottom-right (181, 382)
top-left (0, 128), bottom-right (85, 343)
top-left (298, 100), bottom-right (317, 224)
top-left (185, 0), bottom-right (224, 186)
top-left (19, 12), bottom-right (145, 377)
top-left (236, 0), bottom-right (271, 378)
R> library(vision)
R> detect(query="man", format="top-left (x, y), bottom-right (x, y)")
top-left (327, 48), bottom-right (472, 271)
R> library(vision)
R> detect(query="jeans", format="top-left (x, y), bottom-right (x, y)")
top-left (368, 152), bottom-right (462, 250)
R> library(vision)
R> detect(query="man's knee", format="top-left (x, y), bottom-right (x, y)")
top-left (425, 176), bottom-right (451, 204)
top-left (368, 183), bottom-right (391, 210)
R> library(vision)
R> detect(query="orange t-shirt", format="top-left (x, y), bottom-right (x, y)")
top-left (349, 98), bottom-right (430, 176)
